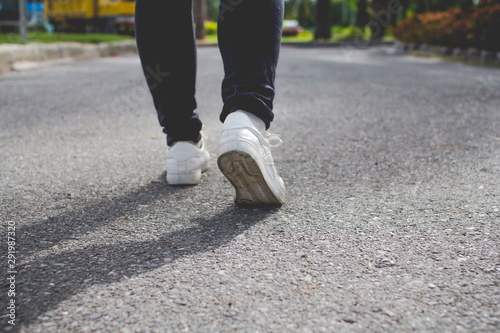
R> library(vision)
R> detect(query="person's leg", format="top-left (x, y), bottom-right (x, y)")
top-left (135, 0), bottom-right (202, 146)
top-left (217, 0), bottom-right (286, 205)
top-left (135, 0), bottom-right (209, 185)
top-left (217, 0), bottom-right (284, 128)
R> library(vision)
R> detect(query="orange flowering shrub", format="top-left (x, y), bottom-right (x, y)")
top-left (394, 4), bottom-right (500, 52)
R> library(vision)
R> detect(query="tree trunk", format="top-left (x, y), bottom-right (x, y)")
top-left (400, 0), bottom-right (409, 20)
top-left (415, 0), bottom-right (427, 14)
top-left (369, 0), bottom-right (391, 40)
top-left (314, 0), bottom-right (331, 40)
top-left (356, 0), bottom-right (370, 28)
top-left (194, 0), bottom-right (207, 40)
top-left (298, 0), bottom-right (314, 28)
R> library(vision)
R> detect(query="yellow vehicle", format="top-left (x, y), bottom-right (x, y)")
top-left (44, 0), bottom-right (135, 34)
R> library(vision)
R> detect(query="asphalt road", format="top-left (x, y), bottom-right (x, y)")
top-left (1, 46), bottom-right (499, 332)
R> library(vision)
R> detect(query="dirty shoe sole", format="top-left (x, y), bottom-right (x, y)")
top-left (218, 150), bottom-right (282, 205)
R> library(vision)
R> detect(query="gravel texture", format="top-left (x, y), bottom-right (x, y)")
top-left (0, 46), bottom-right (499, 332)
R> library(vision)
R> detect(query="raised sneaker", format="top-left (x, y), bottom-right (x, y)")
top-left (166, 138), bottom-right (210, 185)
top-left (218, 110), bottom-right (286, 205)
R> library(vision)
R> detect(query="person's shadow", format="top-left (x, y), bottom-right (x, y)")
top-left (14, 173), bottom-right (278, 326)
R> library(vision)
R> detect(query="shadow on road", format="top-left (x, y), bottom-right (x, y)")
top-left (15, 174), bottom-right (278, 326)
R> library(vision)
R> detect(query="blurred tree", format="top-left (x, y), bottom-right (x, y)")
top-left (285, 0), bottom-right (298, 18)
top-left (399, 0), bottom-right (411, 19)
top-left (479, 0), bottom-right (500, 5)
top-left (331, 0), bottom-right (348, 26)
top-left (369, 0), bottom-right (391, 39)
top-left (414, 0), bottom-right (427, 13)
top-left (206, 0), bottom-right (219, 22)
top-left (356, 0), bottom-right (370, 27)
top-left (284, 0), bottom-right (315, 27)
top-left (412, 0), bottom-right (478, 13)
top-left (297, 0), bottom-right (314, 27)
top-left (431, 0), bottom-right (455, 11)
top-left (315, 0), bottom-right (332, 39)
top-left (194, 0), bottom-right (207, 39)
top-left (459, 0), bottom-right (474, 11)
top-left (298, 0), bottom-right (315, 27)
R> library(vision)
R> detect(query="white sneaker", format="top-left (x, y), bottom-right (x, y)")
top-left (166, 138), bottom-right (210, 185)
top-left (218, 110), bottom-right (286, 205)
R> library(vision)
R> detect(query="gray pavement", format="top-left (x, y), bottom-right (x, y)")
top-left (1, 46), bottom-right (499, 332)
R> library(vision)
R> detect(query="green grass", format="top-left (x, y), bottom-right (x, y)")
top-left (198, 33), bottom-right (218, 45)
top-left (1, 25), bottom-right (393, 46)
top-left (200, 27), bottom-right (368, 45)
top-left (197, 23), bottom-right (391, 45)
top-left (281, 26), bottom-right (370, 43)
top-left (332, 26), bottom-right (369, 41)
top-left (0, 32), bottom-right (134, 44)
top-left (282, 26), bottom-right (393, 43)
top-left (281, 30), bottom-right (315, 43)
top-left (197, 30), bottom-right (314, 44)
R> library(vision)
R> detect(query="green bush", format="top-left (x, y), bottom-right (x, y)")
top-left (204, 21), bottom-right (217, 35)
top-left (393, 4), bottom-right (500, 52)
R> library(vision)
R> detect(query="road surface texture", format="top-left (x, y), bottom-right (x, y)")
top-left (1, 46), bottom-right (499, 332)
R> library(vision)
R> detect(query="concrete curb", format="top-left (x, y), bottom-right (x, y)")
top-left (393, 40), bottom-right (500, 65)
top-left (0, 40), bottom-right (137, 73)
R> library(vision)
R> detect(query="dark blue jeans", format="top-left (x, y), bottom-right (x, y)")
top-left (135, 0), bottom-right (284, 146)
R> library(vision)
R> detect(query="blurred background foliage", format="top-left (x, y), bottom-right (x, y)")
top-left (394, 0), bottom-right (500, 51)
top-left (1, 0), bottom-right (498, 50)
top-left (204, 0), bottom-right (499, 49)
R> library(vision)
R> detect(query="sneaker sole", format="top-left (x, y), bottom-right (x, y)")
top-left (167, 170), bottom-right (202, 185)
top-left (167, 165), bottom-right (209, 185)
top-left (217, 150), bottom-right (282, 205)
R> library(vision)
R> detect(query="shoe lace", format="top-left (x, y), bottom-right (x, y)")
top-left (200, 126), bottom-right (208, 141)
top-left (231, 125), bottom-right (283, 148)
top-left (264, 132), bottom-right (282, 148)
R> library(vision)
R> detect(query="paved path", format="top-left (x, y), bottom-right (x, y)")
top-left (1, 46), bottom-right (499, 332)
